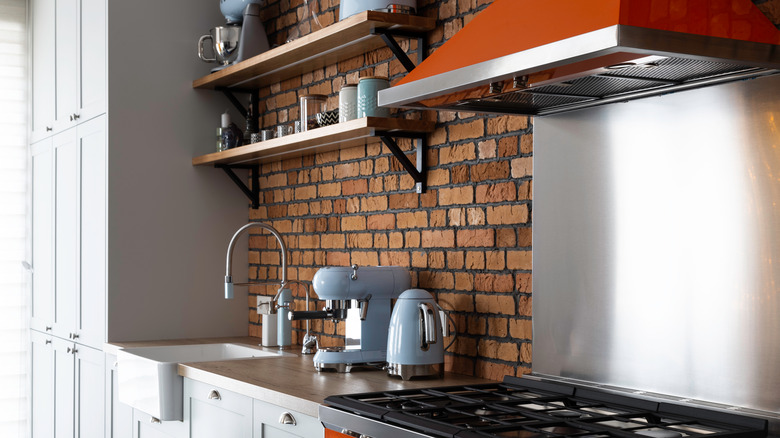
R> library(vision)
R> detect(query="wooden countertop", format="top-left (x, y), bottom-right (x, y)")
top-left (106, 337), bottom-right (493, 418)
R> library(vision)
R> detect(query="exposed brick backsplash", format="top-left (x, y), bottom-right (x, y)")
top-left (248, 0), bottom-right (531, 380)
top-left (246, 0), bottom-right (780, 381)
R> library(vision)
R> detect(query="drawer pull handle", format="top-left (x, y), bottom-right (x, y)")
top-left (279, 412), bottom-right (296, 426)
top-left (208, 390), bottom-right (221, 400)
top-left (150, 417), bottom-right (161, 424)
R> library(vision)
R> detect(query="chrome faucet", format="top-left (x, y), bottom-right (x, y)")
top-left (224, 222), bottom-right (288, 310)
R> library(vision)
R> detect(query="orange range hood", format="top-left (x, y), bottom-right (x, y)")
top-left (378, 0), bottom-right (780, 115)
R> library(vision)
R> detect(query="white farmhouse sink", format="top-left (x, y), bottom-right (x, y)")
top-left (117, 343), bottom-right (286, 421)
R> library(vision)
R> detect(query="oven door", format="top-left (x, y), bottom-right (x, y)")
top-left (319, 405), bottom-right (434, 438)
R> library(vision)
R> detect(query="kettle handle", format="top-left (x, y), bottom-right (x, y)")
top-left (198, 34), bottom-right (216, 63)
top-left (419, 303), bottom-right (438, 349)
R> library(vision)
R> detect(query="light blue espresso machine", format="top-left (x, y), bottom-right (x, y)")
top-left (290, 266), bottom-right (410, 372)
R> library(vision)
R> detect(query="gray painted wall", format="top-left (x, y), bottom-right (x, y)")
top-left (106, 0), bottom-right (251, 341)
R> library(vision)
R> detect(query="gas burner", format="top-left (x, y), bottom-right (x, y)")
top-left (635, 430), bottom-right (684, 438)
top-left (401, 401), bottom-right (419, 410)
top-left (549, 410), bottom-right (586, 419)
top-left (385, 400), bottom-right (404, 409)
top-left (415, 410), bottom-right (449, 419)
top-left (474, 407), bottom-right (502, 416)
top-left (541, 425), bottom-right (589, 434)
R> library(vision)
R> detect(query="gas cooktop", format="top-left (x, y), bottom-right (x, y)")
top-left (320, 377), bottom-right (768, 438)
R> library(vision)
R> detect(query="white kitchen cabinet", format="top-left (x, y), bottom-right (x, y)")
top-left (181, 377), bottom-right (322, 438)
top-left (75, 344), bottom-right (106, 438)
top-left (32, 117), bottom-right (106, 348)
top-left (30, 0), bottom-right (250, 434)
top-left (55, 0), bottom-right (79, 130)
top-left (30, 138), bottom-right (54, 335)
top-left (32, 331), bottom-right (105, 438)
top-left (79, 0), bottom-right (107, 120)
top-left (75, 117), bottom-right (107, 349)
top-left (253, 398), bottom-right (323, 438)
top-left (184, 378), bottom-right (252, 438)
top-left (54, 128), bottom-right (80, 340)
top-left (30, 0), bottom-right (106, 142)
top-left (30, 331), bottom-right (55, 438)
top-left (30, 0), bottom-right (55, 139)
top-left (132, 409), bottom-right (186, 438)
top-left (53, 336), bottom-right (76, 436)
top-left (48, 335), bottom-right (107, 438)
top-left (107, 354), bottom-right (134, 438)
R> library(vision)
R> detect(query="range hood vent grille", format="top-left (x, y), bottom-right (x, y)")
top-left (449, 57), bottom-right (773, 116)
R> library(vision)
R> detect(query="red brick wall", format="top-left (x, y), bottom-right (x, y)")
top-left (246, 0), bottom-right (780, 382)
top-left (247, 0), bottom-right (531, 381)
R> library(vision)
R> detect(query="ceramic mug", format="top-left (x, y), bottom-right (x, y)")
top-left (357, 77), bottom-right (390, 118)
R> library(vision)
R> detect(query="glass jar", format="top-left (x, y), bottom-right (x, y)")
top-left (299, 94), bottom-right (327, 132)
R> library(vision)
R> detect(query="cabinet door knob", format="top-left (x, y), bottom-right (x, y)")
top-left (150, 417), bottom-right (161, 424)
top-left (71, 333), bottom-right (79, 339)
top-left (207, 390), bottom-right (221, 400)
top-left (66, 347), bottom-right (71, 353)
top-left (45, 326), bottom-right (52, 331)
top-left (45, 340), bottom-right (51, 345)
top-left (279, 412), bottom-right (296, 426)
top-left (69, 113), bottom-right (80, 122)
top-left (46, 126), bottom-right (53, 132)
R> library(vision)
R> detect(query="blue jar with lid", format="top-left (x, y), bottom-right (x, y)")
top-left (357, 76), bottom-right (390, 118)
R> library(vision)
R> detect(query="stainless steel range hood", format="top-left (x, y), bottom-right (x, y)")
top-left (378, 0), bottom-right (780, 116)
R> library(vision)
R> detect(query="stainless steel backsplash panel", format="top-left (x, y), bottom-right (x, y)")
top-left (534, 74), bottom-right (780, 414)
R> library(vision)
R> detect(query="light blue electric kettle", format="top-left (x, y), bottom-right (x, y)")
top-left (386, 289), bottom-right (444, 380)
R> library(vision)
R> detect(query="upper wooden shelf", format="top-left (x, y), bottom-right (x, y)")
top-left (192, 117), bottom-right (435, 166)
top-left (192, 11), bottom-right (436, 91)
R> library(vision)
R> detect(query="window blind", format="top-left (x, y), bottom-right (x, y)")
top-left (0, 0), bottom-right (29, 436)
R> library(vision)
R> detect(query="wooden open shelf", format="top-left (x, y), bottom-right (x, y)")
top-left (192, 11), bottom-right (435, 91)
top-left (192, 117), bottom-right (435, 166)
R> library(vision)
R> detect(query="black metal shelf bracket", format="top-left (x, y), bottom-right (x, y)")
top-left (381, 135), bottom-right (426, 193)
top-left (217, 88), bottom-right (261, 132)
top-left (216, 164), bottom-right (261, 209)
top-left (371, 28), bottom-right (427, 73)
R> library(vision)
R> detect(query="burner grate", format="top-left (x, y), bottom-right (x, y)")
top-left (323, 380), bottom-right (768, 438)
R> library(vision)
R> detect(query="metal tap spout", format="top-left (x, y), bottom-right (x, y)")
top-left (224, 222), bottom-right (287, 303)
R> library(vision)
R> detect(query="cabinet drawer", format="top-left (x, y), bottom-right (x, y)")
top-left (184, 378), bottom-right (252, 438)
top-left (133, 409), bottom-right (186, 438)
top-left (185, 378), bottom-right (252, 416)
top-left (254, 398), bottom-right (323, 437)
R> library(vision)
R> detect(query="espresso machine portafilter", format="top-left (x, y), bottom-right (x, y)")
top-left (289, 265), bottom-right (410, 372)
